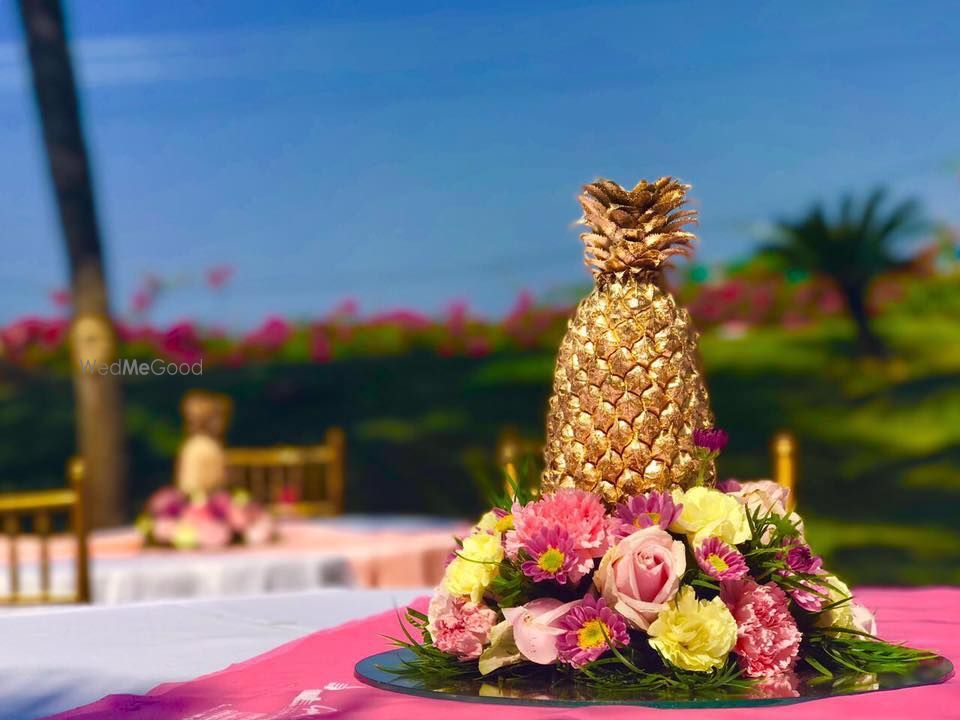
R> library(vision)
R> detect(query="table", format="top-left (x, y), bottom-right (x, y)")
top-left (0, 515), bottom-right (465, 603)
top-left (0, 587), bottom-right (426, 720)
top-left (10, 587), bottom-right (960, 720)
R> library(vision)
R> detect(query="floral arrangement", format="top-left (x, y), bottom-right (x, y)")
top-left (391, 430), bottom-right (935, 697)
top-left (137, 486), bottom-right (275, 551)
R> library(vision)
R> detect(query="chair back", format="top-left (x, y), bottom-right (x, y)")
top-left (224, 428), bottom-right (345, 516)
top-left (0, 457), bottom-right (90, 605)
top-left (497, 427), bottom-right (542, 497)
top-left (771, 431), bottom-right (798, 511)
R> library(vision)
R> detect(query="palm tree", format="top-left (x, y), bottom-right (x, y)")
top-left (765, 189), bottom-right (925, 356)
top-left (18, 0), bottom-right (127, 526)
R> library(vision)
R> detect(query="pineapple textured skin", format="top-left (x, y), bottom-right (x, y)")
top-left (541, 177), bottom-right (714, 501)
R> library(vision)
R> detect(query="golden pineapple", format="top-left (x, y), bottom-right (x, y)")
top-left (541, 177), bottom-right (715, 502)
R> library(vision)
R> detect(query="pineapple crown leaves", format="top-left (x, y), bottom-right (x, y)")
top-left (577, 177), bottom-right (699, 276)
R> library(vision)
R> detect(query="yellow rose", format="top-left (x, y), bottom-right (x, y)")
top-left (670, 487), bottom-right (750, 545)
top-left (443, 531), bottom-right (503, 602)
top-left (648, 586), bottom-right (738, 672)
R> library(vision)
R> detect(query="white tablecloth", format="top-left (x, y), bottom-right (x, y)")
top-left (4, 587), bottom-right (426, 720)
top-left (1, 549), bottom-right (354, 605)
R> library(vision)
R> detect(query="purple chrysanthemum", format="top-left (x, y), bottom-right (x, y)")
top-left (696, 537), bottom-right (749, 580)
top-left (781, 540), bottom-right (823, 575)
top-left (556, 595), bottom-right (629, 668)
top-left (693, 427), bottom-right (729, 453)
top-left (520, 527), bottom-right (580, 584)
top-left (613, 491), bottom-right (682, 532)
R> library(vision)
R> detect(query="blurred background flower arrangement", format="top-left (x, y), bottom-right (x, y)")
top-left (136, 486), bottom-right (275, 551)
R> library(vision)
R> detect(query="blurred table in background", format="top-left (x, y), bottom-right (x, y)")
top-left (0, 587), bottom-right (426, 720)
top-left (0, 516), bottom-right (467, 604)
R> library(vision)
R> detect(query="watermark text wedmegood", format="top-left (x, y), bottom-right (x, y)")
top-left (80, 358), bottom-right (203, 376)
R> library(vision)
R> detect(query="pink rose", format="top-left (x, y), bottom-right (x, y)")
top-left (721, 578), bottom-right (801, 678)
top-left (501, 597), bottom-right (578, 664)
top-left (427, 589), bottom-right (498, 660)
top-left (592, 526), bottom-right (685, 630)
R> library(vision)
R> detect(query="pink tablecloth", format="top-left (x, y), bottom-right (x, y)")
top-left (45, 587), bottom-right (959, 720)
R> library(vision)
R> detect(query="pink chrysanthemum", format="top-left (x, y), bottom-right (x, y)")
top-left (721, 579), bottom-right (802, 678)
top-left (509, 489), bottom-right (607, 572)
top-left (613, 492), bottom-right (682, 534)
top-left (789, 579), bottom-right (829, 612)
top-left (427, 590), bottom-right (498, 661)
top-left (556, 595), bottom-right (629, 668)
top-left (521, 527), bottom-right (580, 584)
top-left (696, 537), bottom-right (749, 580)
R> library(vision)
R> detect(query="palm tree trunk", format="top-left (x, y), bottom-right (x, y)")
top-left (842, 284), bottom-right (887, 357)
top-left (18, 0), bottom-right (127, 527)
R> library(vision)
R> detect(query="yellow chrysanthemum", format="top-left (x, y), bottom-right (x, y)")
top-left (669, 486), bottom-right (750, 545)
top-left (443, 531), bottom-right (503, 602)
top-left (648, 586), bottom-right (738, 672)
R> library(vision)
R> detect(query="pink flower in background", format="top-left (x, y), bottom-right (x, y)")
top-left (131, 289), bottom-right (153, 315)
top-left (445, 300), bottom-right (469, 334)
top-left (556, 595), bottom-right (628, 668)
top-left (721, 579), bottom-right (801, 678)
top-left (194, 517), bottom-right (232, 550)
top-left (309, 328), bottom-right (332, 363)
top-left (427, 589), bottom-right (497, 660)
top-left (207, 490), bottom-right (233, 520)
top-left (509, 489), bottom-right (607, 574)
top-left (152, 517), bottom-right (178, 544)
top-left (147, 487), bottom-right (188, 518)
top-left (161, 322), bottom-right (202, 364)
top-left (696, 537), bottom-right (749, 580)
top-left (593, 525), bottom-right (685, 630)
top-left (49, 288), bottom-right (71, 309)
top-left (612, 491), bottom-right (682, 534)
top-left (205, 265), bottom-right (234, 290)
top-left (520, 527), bottom-right (580, 584)
top-left (245, 316), bottom-right (292, 350)
top-left (179, 504), bottom-right (232, 550)
top-left (243, 513), bottom-right (275, 546)
top-left (502, 597), bottom-right (577, 664)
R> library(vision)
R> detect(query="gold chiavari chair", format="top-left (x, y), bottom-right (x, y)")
top-left (0, 457), bottom-right (90, 605)
top-left (497, 427), bottom-right (542, 497)
top-left (771, 431), bottom-right (798, 510)
top-left (224, 428), bottom-right (346, 517)
top-left (498, 429), bottom-right (799, 507)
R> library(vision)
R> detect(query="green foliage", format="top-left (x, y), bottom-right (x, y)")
top-left (764, 189), bottom-right (926, 292)
top-left (803, 627), bottom-right (938, 677)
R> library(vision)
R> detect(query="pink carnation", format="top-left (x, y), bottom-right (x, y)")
top-left (508, 489), bottom-right (607, 574)
top-left (721, 579), bottom-right (802, 678)
top-left (427, 589), bottom-right (498, 660)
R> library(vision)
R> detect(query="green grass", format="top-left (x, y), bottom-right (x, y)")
top-left (1, 309), bottom-right (958, 585)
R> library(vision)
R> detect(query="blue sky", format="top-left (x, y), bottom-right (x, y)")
top-left (1, 0), bottom-right (958, 327)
